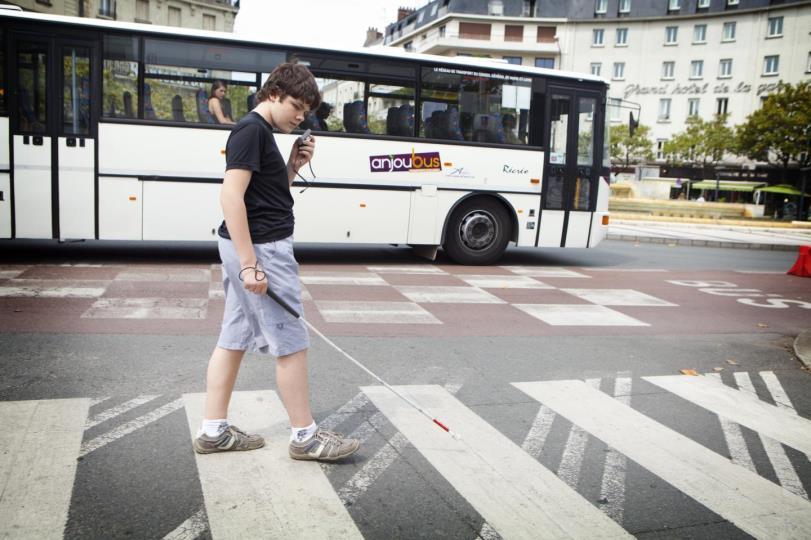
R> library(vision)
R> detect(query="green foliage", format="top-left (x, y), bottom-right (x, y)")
top-left (734, 81), bottom-right (811, 168)
top-left (609, 123), bottom-right (654, 167)
top-left (663, 114), bottom-right (734, 167)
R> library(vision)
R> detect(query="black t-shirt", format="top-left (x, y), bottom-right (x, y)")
top-left (218, 112), bottom-right (294, 243)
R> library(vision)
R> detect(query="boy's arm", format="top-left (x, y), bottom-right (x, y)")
top-left (286, 136), bottom-right (315, 186)
top-left (220, 168), bottom-right (266, 294)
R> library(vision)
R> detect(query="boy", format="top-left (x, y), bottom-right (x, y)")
top-left (193, 64), bottom-right (359, 461)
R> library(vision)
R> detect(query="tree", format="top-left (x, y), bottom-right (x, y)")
top-left (663, 114), bottom-right (735, 169)
top-left (735, 81), bottom-right (811, 171)
top-left (609, 123), bottom-right (654, 167)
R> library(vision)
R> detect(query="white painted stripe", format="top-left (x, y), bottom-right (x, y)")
top-left (394, 285), bottom-right (506, 304)
top-left (337, 428), bottom-right (409, 507)
top-left (0, 285), bottom-right (106, 298)
top-left (115, 269), bottom-right (210, 282)
top-left (81, 298), bottom-right (208, 320)
top-left (300, 272), bottom-right (388, 286)
top-left (0, 399), bottom-right (89, 539)
top-left (599, 377), bottom-right (632, 524)
top-left (501, 266), bottom-right (591, 278)
top-left (704, 373), bottom-right (757, 473)
top-left (759, 371), bottom-right (797, 413)
top-left (459, 275), bottom-right (554, 289)
top-left (521, 404), bottom-right (556, 459)
top-left (363, 385), bottom-right (631, 539)
top-left (513, 304), bottom-right (649, 327)
top-left (161, 508), bottom-right (208, 540)
top-left (584, 268), bottom-right (667, 272)
top-left (557, 379), bottom-right (601, 489)
top-left (732, 373), bottom-right (808, 500)
top-left (514, 380), bottom-right (811, 539)
top-left (88, 396), bottom-right (111, 407)
top-left (477, 522), bottom-right (503, 540)
top-left (315, 300), bottom-right (441, 324)
top-left (561, 289), bottom-right (677, 307)
top-left (183, 391), bottom-right (362, 539)
top-left (80, 398), bottom-right (184, 457)
top-left (317, 392), bottom-right (370, 432)
top-left (86, 395), bottom-right (160, 428)
top-left (644, 375), bottom-right (811, 456)
top-left (365, 265), bottom-right (446, 274)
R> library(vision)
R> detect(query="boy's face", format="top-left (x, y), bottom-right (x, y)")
top-left (269, 94), bottom-right (310, 133)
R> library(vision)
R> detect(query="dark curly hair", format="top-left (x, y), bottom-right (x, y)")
top-left (255, 63), bottom-right (321, 110)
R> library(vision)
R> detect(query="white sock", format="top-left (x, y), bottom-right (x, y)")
top-left (291, 421), bottom-right (317, 443)
top-left (199, 418), bottom-right (228, 438)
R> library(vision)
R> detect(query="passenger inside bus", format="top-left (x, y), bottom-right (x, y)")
top-left (502, 114), bottom-right (520, 144)
top-left (302, 102), bottom-right (332, 131)
top-left (207, 80), bottom-right (235, 125)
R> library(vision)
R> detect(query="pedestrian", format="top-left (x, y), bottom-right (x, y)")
top-left (193, 63), bottom-right (360, 461)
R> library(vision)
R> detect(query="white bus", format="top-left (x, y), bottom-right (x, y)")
top-left (0, 9), bottom-right (611, 264)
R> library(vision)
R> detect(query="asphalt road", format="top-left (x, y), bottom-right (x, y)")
top-left (1, 239), bottom-right (809, 540)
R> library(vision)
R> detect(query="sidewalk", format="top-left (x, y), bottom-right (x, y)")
top-left (607, 214), bottom-right (811, 251)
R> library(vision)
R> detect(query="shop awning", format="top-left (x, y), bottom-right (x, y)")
top-left (689, 181), bottom-right (767, 192)
top-left (755, 184), bottom-right (811, 197)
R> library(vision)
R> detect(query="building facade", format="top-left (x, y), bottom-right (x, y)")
top-left (1, 0), bottom-right (238, 32)
top-left (378, 0), bottom-right (811, 164)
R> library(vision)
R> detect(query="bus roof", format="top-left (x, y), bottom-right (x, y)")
top-left (0, 9), bottom-right (608, 86)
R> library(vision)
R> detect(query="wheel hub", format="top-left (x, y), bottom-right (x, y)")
top-left (459, 211), bottom-right (496, 250)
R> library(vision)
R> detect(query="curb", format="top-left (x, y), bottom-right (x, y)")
top-left (794, 330), bottom-right (811, 369)
top-left (606, 234), bottom-right (800, 251)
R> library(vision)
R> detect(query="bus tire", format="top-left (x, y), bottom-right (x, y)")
top-left (444, 198), bottom-right (511, 265)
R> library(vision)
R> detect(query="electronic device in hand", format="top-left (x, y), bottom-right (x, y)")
top-left (297, 129), bottom-right (311, 145)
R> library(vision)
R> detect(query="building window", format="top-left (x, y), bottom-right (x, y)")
top-left (693, 24), bottom-right (706, 43)
top-left (168, 6), bottom-right (181, 26)
top-left (619, 0), bottom-right (631, 13)
top-left (537, 26), bottom-right (556, 43)
top-left (609, 97), bottom-right (622, 121)
top-left (662, 61), bottom-right (675, 79)
top-left (523, 1), bottom-right (533, 16)
top-left (767, 16), bottom-right (783, 38)
top-left (688, 98), bottom-right (699, 116)
top-left (459, 23), bottom-right (492, 40)
top-left (616, 28), bottom-right (628, 46)
top-left (727, 0), bottom-right (739, 6)
top-left (404, 41), bottom-right (414, 52)
top-left (203, 14), bottom-right (215, 31)
top-left (596, 0), bottom-right (607, 14)
top-left (665, 26), bottom-right (678, 45)
top-left (719, 58), bottom-right (732, 78)
top-left (668, 0), bottom-right (680, 11)
top-left (716, 97), bottom-right (728, 115)
top-left (99, 0), bottom-right (114, 17)
top-left (535, 57), bottom-right (555, 69)
top-left (763, 55), bottom-right (779, 75)
top-left (590, 62), bottom-right (602, 76)
top-left (593, 28), bottom-right (605, 46)
top-left (613, 62), bottom-right (625, 79)
top-left (697, 0), bottom-right (709, 8)
top-left (722, 21), bottom-right (736, 41)
top-left (690, 60), bottom-right (703, 79)
top-left (504, 56), bottom-right (522, 65)
top-left (489, 0), bottom-right (504, 16)
top-left (659, 98), bottom-right (671, 121)
top-left (505, 25), bottom-right (524, 42)
top-left (439, 25), bottom-right (446, 37)
top-left (657, 139), bottom-right (666, 160)
top-left (135, 0), bottom-right (149, 22)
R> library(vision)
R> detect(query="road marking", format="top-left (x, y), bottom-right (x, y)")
top-left (557, 379), bottom-right (601, 489)
top-left (161, 508), bottom-right (208, 540)
top-left (0, 280), bottom-right (107, 298)
top-left (521, 404), bottom-right (556, 459)
top-left (759, 371), bottom-right (798, 413)
top-left (501, 266), bottom-right (591, 278)
top-left (458, 275), bottom-right (554, 289)
top-left (85, 394), bottom-right (160, 428)
top-left (0, 398), bottom-right (89, 538)
top-left (514, 379), bottom-right (811, 539)
top-left (317, 392), bottom-right (370, 432)
top-left (81, 298), bottom-right (208, 319)
top-left (365, 265), bottom-right (447, 274)
top-left (513, 304), bottom-right (649, 326)
top-left (705, 373), bottom-right (757, 473)
top-left (598, 377), bottom-right (631, 524)
top-left (183, 391), bottom-right (362, 539)
top-left (644, 375), bottom-right (811, 456)
top-left (300, 272), bottom-right (388, 286)
top-left (315, 300), bottom-right (441, 324)
top-left (80, 398), bottom-right (184, 457)
top-left (394, 285), bottom-right (506, 304)
top-left (116, 269), bottom-right (210, 282)
top-left (732, 373), bottom-right (808, 500)
top-left (561, 289), bottom-right (677, 307)
top-left (363, 385), bottom-right (631, 539)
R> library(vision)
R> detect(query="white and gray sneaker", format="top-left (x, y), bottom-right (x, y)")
top-left (289, 428), bottom-right (360, 462)
top-left (193, 425), bottom-right (265, 454)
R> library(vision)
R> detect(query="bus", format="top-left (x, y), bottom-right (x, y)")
top-left (0, 9), bottom-right (611, 265)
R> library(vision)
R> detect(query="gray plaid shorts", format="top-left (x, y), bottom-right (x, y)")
top-left (216, 235), bottom-right (309, 356)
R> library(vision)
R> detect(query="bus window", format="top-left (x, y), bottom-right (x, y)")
top-left (420, 66), bottom-right (531, 145)
top-left (368, 83), bottom-right (414, 137)
top-left (103, 35), bottom-right (139, 119)
top-left (17, 42), bottom-right (48, 134)
top-left (0, 29), bottom-right (5, 115)
top-left (312, 78), bottom-right (365, 133)
top-left (62, 46), bottom-right (91, 135)
top-left (574, 96), bottom-right (596, 210)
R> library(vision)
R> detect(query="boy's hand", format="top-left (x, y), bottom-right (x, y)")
top-left (242, 265), bottom-right (268, 295)
top-left (288, 135), bottom-right (315, 173)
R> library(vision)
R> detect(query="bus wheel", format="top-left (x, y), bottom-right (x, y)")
top-left (444, 198), bottom-right (511, 265)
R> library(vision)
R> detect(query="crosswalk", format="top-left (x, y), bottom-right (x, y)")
top-left (1, 372), bottom-right (810, 539)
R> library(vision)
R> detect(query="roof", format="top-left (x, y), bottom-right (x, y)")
top-left (0, 10), bottom-right (607, 85)
top-left (756, 184), bottom-right (811, 197)
top-left (690, 181), bottom-right (768, 192)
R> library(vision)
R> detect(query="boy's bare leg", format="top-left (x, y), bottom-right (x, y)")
top-left (204, 346), bottom-right (246, 419)
top-left (276, 349), bottom-right (314, 427)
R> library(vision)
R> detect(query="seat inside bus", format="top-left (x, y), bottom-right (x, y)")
top-left (386, 104), bottom-right (414, 137)
top-left (343, 100), bottom-right (370, 134)
top-left (172, 95), bottom-right (185, 122)
top-left (196, 88), bottom-right (215, 124)
top-left (143, 83), bottom-right (157, 120)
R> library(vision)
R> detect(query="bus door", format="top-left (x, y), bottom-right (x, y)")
top-left (9, 34), bottom-right (97, 239)
top-left (538, 88), bottom-right (601, 248)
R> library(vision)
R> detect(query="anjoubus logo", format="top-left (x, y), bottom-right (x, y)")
top-left (369, 149), bottom-right (442, 173)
